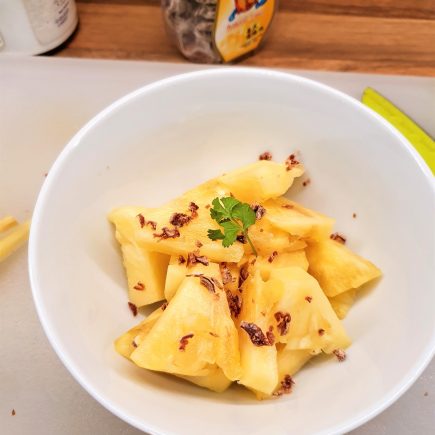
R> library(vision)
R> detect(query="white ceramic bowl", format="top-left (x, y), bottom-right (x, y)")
top-left (29, 68), bottom-right (435, 435)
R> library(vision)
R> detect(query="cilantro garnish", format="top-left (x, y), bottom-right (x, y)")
top-left (207, 197), bottom-right (257, 256)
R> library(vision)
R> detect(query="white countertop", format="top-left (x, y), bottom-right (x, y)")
top-left (1, 57), bottom-right (434, 434)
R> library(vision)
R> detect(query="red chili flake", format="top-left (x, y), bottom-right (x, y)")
top-left (238, 263), bottom-right (249, 288)
top-left (240, 321), bottom-right (273, 346)
top-left (205, 204), bottom-right (211, 209)
top-left (274, 311), bottom-right (291, 335)
top-left (273, 375), bottom-right (295, 396)
top-left (302, 178), bottom-right (311, 187)
top-left (333, 348), bottom-right (347, 362)
top-left (128, 302), bottom-right (138, 316)
top-left (268, 251), bottom-right (278, 263)
top-left (161, 302), bottom-right (168, 311)
top-left (318, 328), bottom-right (325, 336)
top-left (11, 409), bottom-right (16, 416)
top-left (187, 251), bottom-right (209, 267)
top-left (153, 227), bottom-right (180, 239)
top-left (226, 290), bottom-right (242, 318)
top-left (198, 275), bottom-right (217, 293)
top-left (188, 202), bottom-right (199, 218)
top-left (169, 212), bottom-right (191, 227)
top-left (259, 151), bottom-right (272, 161)
top-left (352, 213), bottom-right (357, 218)
top-left (137, 213), bottom-right (146, 228)
top-left (250, 203), bottom-right (266, 220)
top-left (178, 255), bottom-right (186, 265)
top-left (305, 296), bottom-right (312, 303)
top-left (133, 282), bottom-right (145, 291)
top-left (131, 339), bottom-right (138, 348)
top-left (250, 257), bottom-right (257, 265)
top-left (236, 234), bottom-right (246, 244)
top-left (282, 204), bottom-right (294, 209)
top-left (285, 153), bottom-right (300, 171)
top-left (209, 332), bottom-right (219, 337)
top-left (179, 333), bottom-right (194, 351)
top-left (146, 220), bottom-right (157, 230)
top-left (330, 232), bottom-right (346, 244)
top-left (266, 326), bottom-right (275, 345)
top-left (219, 262), bottom-right (233, 285)
top-left (195, 240), bottom-right (203, 248)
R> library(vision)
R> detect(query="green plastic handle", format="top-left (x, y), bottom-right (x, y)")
top-left (362, 87), bottom-right (435, 175)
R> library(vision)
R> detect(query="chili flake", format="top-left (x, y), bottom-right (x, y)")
top-left (178, 255), bottom-right (186, 265)
top-left (285, 153), bottom-right (300, 171)
top-left (240, 321), bottom-right (273, 346)
top-left (274, 311), bottom-right (291, 335)
top-left (250, 203), bottom-right (266, 220)
top-left (188, 202), bottom-right (199, 218)
top-left (219, 262), bottom-right (233, 285)
top-left (179, 333), bottom-right (194, 351)
top-left (318, 328), bottom-right (325, 336)
top-left (133, 282), bottom-right (145, 291)
top-left (153, 227), bottom-right (180, 239)
top-left (226, 291), bottom-right (241, 318)
top-left (128, 302), bottom-right (138, 317)
top-left (273, 375), bottom-right (294, 396)
top-left (333, 348), bottom-right (347, 362)
top-left (305, 296), bottom-right (313, 303)
top-left (330, 232), bottom-right (346, 244)
top-left (259, 151), bottom-right (272, 161)
top-left (169, 212), bottom-right (191, 227)
top-left (187, 251), bottom-right (209, 267)
top-left (268, 251), bottom-right (278, 263)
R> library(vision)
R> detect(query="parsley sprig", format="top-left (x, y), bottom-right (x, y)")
top-left (207, 197), bottom-right (257, 256)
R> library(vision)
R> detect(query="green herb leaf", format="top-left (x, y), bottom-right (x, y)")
top-left (207, 196), bottom-right (258, 255)
top-left (232, 203), bottom-right (256, 230)
top-left (207, 229), bottom-right (225, 240)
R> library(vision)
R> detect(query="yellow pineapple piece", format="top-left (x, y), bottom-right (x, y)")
top-left (217, 160), bottom-right (304, 203)
top-left (269, 267), bottom-right (351, 353)
top-left (329, 289), bottom-right (357, 319)
top-left (263, 197), bottom-right (335, 241)
top-left (255, 347), bottom-right (313, 399)
top-left (165, 256), bottom-right (221, 301)
top-left (237, 271), bottom-right (283, 395)
top-left (247, 218), bottom-right (307, 256)
top-left (109, 207), bottom-right (169, 307)
top-left (306, 239), bottom-right (382, 297)
top-left (177, 366), bottom-right (232, 393)
top-left (255, 250), bottom-right (309, 281)
top-left (114, 304), bottom-right (166, 359)
top-left (130, 275), bottom-right (241, 380)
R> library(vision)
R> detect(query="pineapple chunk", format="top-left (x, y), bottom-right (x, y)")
top-left (238, 272), bottom-right (283, 395)
top-left (130, 275), bottom-right (241, 380)
top-left (306, 239), bottom-right (382, 297)
top-left (255, 348), bottom-right (313, 399)
top-left (217, 160), bottom-right (304, 203)
top-left (263, 197), bottom-right (335, 241)
top-left (255, 250), bottom-right (309, 281)
top-left (165, 257), bottom-right (221, 301)
top-left (277, 347), bottom-right (314, 379)
top-left (114, 304), bottom-right (166, 359)
top-left (248, 218), bottom-right (307, 256)
top-left (177, 366), bottom-right (232, 393)
top-left (329, 289), bottom-right (357, 319)
top-left (269, 267), bottom-right (351, 354)
top-left (109, 207), bottom-right (170, 307)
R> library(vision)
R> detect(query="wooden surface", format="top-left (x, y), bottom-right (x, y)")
top-left (51, 0), bottom-right (435, 76)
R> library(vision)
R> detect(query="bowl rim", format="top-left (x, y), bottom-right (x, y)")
top-left (28, 67), bottom-right (435, 435)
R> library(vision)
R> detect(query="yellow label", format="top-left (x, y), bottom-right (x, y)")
top-left (214, 0), bottom-right (275, 62)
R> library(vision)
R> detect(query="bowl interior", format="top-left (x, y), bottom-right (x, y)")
top-left (29, 69), bottom-right (435, 435)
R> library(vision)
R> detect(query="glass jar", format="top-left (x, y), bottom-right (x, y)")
top-left (161, 0), bottom-right (278, 64)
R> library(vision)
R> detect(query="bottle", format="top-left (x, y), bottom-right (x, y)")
top-left (161, 0), bottom-right (278, 63)
top-left (0, 0), bottom-right (78, 55)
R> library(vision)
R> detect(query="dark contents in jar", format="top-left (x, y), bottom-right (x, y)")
top-left (162, 0), bottom-right (221, 63)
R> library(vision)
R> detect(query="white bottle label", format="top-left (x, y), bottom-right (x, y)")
top-left (22, 0), bottom-right (77, 45)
